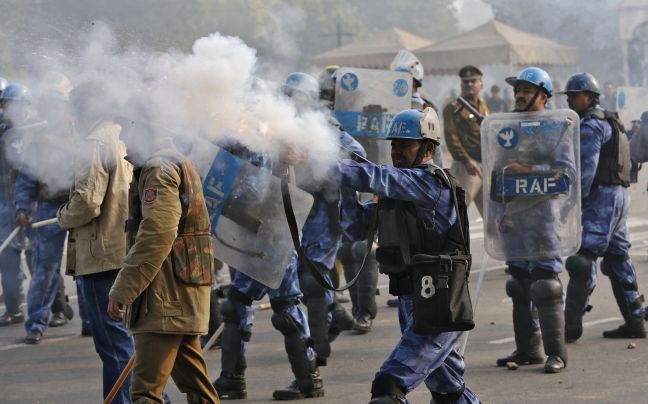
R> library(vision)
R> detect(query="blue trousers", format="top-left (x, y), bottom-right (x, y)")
top-left (0, 246), bottom-right (22, 314)
top-left (376, 295), bottom-right (479, 404)
top-left (24, 225), bottom-right (66, 334)
top-left (79, 270), bottom-right (134, 404)
top-left (582, 186), bottom-right (644, 316)
top-left (231, 258), bottom-right (314, 360)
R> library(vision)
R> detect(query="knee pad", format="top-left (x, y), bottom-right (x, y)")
top-left (431, 384), bottom-right (466, 404)
top-left (270, 300), bottom-right (300, 336)
top-left (222, 288), bottom-right (252, 324)
top-left (565, 253), bottom-right (594, 280)
top-left (601, 252), bottom-right (631, 276)
top-left (370, 373), bottom-right (405, 399)
top-left (505, 277), bottom-right (528, 303)
top-left (299, 271), bottom-right (326, 298)
top-left (530, 278), bottom-right (562, 304)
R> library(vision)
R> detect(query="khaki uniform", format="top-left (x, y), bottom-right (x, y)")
top-left (110, 148), bottom-right (218, 404)
top-left (442, 98), bottom-right (490, 216)
top-left (57, 121), bottom-right (132, 276)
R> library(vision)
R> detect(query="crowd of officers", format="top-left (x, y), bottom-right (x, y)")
top-left (0, 51), bottom-right (645, 404)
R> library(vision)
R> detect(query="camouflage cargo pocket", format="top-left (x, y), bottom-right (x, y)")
top-left (171, 234), bottom-right (214, 286)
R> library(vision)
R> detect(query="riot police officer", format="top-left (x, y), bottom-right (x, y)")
top-left (493, 67), bottom-right (572, 373)
top-left (319, 66), bottom-right (378, 333)
top-left (16, 74), bottom-right (74, 343)
top-left (213, 72), bottom-right (362, 400)
top-left (561, 72), bottom-right (646, 340)
top-left (338, 108), bottom-right (479, 404)
top-left (0, 84), bottom-right (33, 327)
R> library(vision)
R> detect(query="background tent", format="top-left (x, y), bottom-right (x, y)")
top-left (312, 27), bottom-right (433, 69)
top-left (415, 20), bottom-right (578, 75)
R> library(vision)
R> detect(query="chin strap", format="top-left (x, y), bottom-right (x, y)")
top-left (411, 139), bottom-right (430, 167)
top-left (514, 83), bottom-right (546, 113)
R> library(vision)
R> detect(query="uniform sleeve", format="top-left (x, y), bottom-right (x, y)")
top-left (442, 103), bottom-right (470, 163)
top-left (580, 121), bottom-right (605, 199)
top-left (109, 164), bottom-right (182, 304)
top-left (14, 171), bottom-right (38, 214)
top-left (339, 131), bottom-right (367, 159)
top-left (338, 160), bottom-right (443, 207)
top-left (56, 141), bottom-right (110, 229)
top-left (339, 189), bottom-right (372, 241)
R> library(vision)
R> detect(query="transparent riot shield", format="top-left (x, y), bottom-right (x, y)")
top-left (480, 110), bottom-right (581, 261)
top-left (617, 86), bottom-right (648, 126)
top-left (201, 147), bottom-right (314, 288)
top-left (334, 67), bottom-right (412, 139)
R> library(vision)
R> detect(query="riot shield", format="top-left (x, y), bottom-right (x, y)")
top-left (201, 147), bottom-right (314, 288)
top-left (480, 110), bottom-right (581, 261)
top-left (617, 86), bottom-right (648, 126)
top-left (334, 67), bottom-right (412, 139)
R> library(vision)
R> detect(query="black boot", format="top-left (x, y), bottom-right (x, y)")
top-left (214, 300), bottom-right (249, 400)
top-left (369, 374), bottom-right (405, 404)
top-left (564, 252), bottom-right (596, 342)
top-left (530, 275), bottom-right (567, 373)
top-left (328, 301), bottom-right (356, 342)
top-left (603, 278), bottom-right (646, 338)
top-left (496, 276), bottom-right (544, 367)
top-left (272, 359), bottom-right (324, 400)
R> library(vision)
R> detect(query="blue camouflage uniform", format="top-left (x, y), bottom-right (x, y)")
top-left (214, 144), bottom-right (319, 400)
top-left (0, 123), bottom-right (25, 318)
top-left (579, 114), bottom-right (645, 317)
top-left (339, 159), bottom-right (478, 404)
top-left (295, 130), bottom-right (366, 361)
top-left (15, 171), bottom-right (68, 336)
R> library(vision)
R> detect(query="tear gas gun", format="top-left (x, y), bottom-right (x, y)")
top-left (455, 96), bottom-right (485, 124)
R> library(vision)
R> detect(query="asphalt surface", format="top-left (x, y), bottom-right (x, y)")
top-left (2, 183), bottom-right (648, 404)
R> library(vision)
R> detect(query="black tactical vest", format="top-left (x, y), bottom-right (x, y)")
top-left (585, 107), bottom-right (631, 188)
top-left (375, 166), bottom-right (470, 293)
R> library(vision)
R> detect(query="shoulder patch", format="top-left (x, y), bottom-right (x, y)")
top-left (143, 187), bottom-right (158, 204)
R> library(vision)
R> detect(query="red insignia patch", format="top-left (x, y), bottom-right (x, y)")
top-left (143, 188), bottom-right (158, 204)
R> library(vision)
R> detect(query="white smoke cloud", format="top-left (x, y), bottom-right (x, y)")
top-left (9, 22), bottom-right (339, 192)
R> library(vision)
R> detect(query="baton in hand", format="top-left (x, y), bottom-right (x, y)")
top-left (0, 217), bottom-right (60, 255)
top-left (455, 96), bottom-right (485, 124)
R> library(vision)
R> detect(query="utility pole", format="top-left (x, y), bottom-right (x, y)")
top-left (320, 23), bottom-right (354, 47)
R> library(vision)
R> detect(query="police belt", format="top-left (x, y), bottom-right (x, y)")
top-left (281, 173), bottom-right (378, 292)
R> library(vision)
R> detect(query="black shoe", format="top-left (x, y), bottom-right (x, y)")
top-left (49, 312), bottom-right (68, 327)
top-left (353, 313), bottom-right (373, 334)
top-left (544, 355), bottom-right (565, 373)
top-left (213, 372), bottom-right (247, 400)
top-left (386, 298), bottom-right (399, 308)
top-left (25, 330), bottom-right (42, 344)
top-left (272, 368), bottom-right (324, 400)
top-left (0, 311), bottom-right (24, 326)
top-left (602, 322), bottom-right (647, 339)
top-left (63, 303), bottom-right (74, 320)
top-left (496, 351), bottom-right (544, 367)
top-left (565, 321), bottom-right (583, 343)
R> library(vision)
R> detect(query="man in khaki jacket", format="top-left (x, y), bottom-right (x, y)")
top-left (108, 119), bottom-right (219, 404)
top-left (57, 82), bottom-right (134, 404)
top-left (442, 65), bottom-right (490, 218)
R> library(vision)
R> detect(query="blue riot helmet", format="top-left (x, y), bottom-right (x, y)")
top-left (505, 67), bottom-right (553, 97)
top-left (561, 72), bottom-right (600, 95)
top-left (0, 83), bottom-right (33, 104)
top-left (281, 72), bottom-right (319, 109)
top-left (390, 50), bottom-right (424, 87)
top-left (387, 108), bottom-right (441, 145)
top-left (0, 84), bottom-right (32, 125)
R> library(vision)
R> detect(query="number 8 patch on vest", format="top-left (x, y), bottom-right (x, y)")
top-left (143, 188), bottom-right (158, 204)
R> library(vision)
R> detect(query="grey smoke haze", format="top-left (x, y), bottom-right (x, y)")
top-left (8, 21), bottom-right (339, 193)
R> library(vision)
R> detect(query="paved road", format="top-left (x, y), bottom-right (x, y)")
top-left (2, 193), bottom-right (648, 403)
